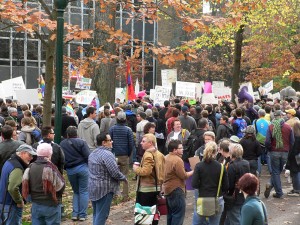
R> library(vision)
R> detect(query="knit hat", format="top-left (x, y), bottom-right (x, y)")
top-left (37, 143), bottom-right (53, 157)
top-left (117, 111), bottom-right (126, 121)
top-left (244, 125), bottom-right (256, 134)
top-left (16, 144), bottom-right (37, 155)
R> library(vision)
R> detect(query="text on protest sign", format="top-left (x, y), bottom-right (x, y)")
top-left (175, 81), bottom-right (196, 98)
top-left (161, 69), bottom-right (177, 87)
top-left (76, 90), bottom-right (97, 105)
top-left (75, 77), bottom-right (92, 90)
top-left (154, 86), bottom-right (172, 106)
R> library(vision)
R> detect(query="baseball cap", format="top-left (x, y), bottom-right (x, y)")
top-left (16, 144), bottom-right (37, 155)
top-left (117, 111), bottom-right (126, 121)
top-left (285, 109), bottom-right (296, 116)
top-left (181, 105), bottom-right (189, 112)
top-left (230, 135), bottom-right (240, 143)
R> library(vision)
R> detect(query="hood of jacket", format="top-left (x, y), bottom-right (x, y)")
top-left (21, 125), bottom-right (35, 133)
top-left (80, 118), bottom-right (97, 129)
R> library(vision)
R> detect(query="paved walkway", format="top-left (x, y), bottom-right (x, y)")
top-left (62, 166), bottom-right (300, 225)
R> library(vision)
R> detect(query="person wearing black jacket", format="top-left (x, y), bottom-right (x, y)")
top-left (60, 126), bottom-right (90, 221)
top-left (216, 116), bottom-right (234, 142)
top-left (224, 144), bottom-right (250, 225)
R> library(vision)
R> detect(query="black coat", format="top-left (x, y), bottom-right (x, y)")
top-left (286, 136), bottom-right (300, 173)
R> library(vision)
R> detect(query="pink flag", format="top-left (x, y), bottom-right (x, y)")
top-left (204, 82), bottom-right (212, 93)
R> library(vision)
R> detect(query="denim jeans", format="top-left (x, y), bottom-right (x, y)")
top-left (224, 204), bottom-right (241, 225)
top-left (192, 190), bottom-right (224, 225)
top-left (269, 151), bottom-right (288, 196)
top-left (67, 164), bottom-right (89, 219)
top-left (291, 171), bottom-right (300, 192)
top-left (92, 192), bottom-right (114, 225)
top-left (166, 188), bottom-right (186, 225)
top-left (31, 202), bottom-right (61, 225)
top-left (0, 204), bottom-right (22, 225)
top-left (247, 159), bottom-right (258, 176)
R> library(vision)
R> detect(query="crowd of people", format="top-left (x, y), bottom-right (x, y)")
top-left (0, 94), bottom-right (299, 225)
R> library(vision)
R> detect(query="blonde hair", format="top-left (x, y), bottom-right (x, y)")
top-left (203, 131), bottom-right (215, 140)
top-left (203, 141), bottom-right (218, 162)
top-left (229, 143), bottom-right (243, 159)
top-left (143, 133), bottom-right (157, 147)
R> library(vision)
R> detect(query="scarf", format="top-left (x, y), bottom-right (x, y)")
top-left (271, 118), bottom-right (284, 149)
top-left (22, 157), bottom-right (65, 203)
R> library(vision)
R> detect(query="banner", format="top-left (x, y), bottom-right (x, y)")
top-left (175, 81), bottom-right (196, 98)
top-left (75, 77), bottom-right (92, 90)
top-left (161, 69), bottom-right (177, 87)
top-left (1, 76), bottom-right (26, 99)
top-left (154, 86), bottom-right (172, 106)
top-left (75, 90), bottom-right (97, 105)
top-left (15, 89), bottom-right (41, 104)
top-left (201, 93), bottom-right (218, 104)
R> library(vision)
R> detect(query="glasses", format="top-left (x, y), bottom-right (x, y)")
top-left (106, 139), bottom-right (112, 142)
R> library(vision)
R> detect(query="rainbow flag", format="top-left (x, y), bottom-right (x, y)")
top-left (126, 61), bottom-right (136, 101)
top-left (39, 75), bottom-right (45, 97)
top-left (66, 103), bottom-right (75, 117)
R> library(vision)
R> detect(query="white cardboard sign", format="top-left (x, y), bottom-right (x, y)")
top-left (201, 93), bottom-right (218, 104)
top-left (154, 86), bottom-right (172, 106)
top-left (75, 90), bottom-right (97, 105)
top-left (161, 69), bottom-right (177, 87)
top-left (1, 76), bottom-right (26, 99)
top-left (115, 88), bottom-right (125, 103)
top-left (175, 81), bottom-right (196, 98)
top-left (75, 77), bottom-right (92, 90)
top-left (15, 89), bottom-right (41, 104)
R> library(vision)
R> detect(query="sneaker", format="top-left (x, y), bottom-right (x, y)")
top-left (264, 184), bottom-right (271, 198)
top-left (287, 190), bottom-right (300, 197)
top-left (71, 217), bottom-right (78, 221)
top-left (272, 193), bottom-right (283, 198)
top-left (79, 218), bottom-right (86, 221)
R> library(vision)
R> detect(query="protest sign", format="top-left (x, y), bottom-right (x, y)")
top-left (75, 90), bottom-right (97, 105)
top-left (175, 81), bottom-right (196, 98)
top-left (1, 76), bottom-right (26, 99)
top-left (212, 81), bottom-right (224, 89)
top-left (154, 86), bottom-right (172, 106)
top-left (0, 83), bottom-right (6, 101)
top-left (161, 69), bottom-right (177, 87)
top-left (15, 89), bottom-right (41, 104)
top-left (195, 82), bottom-right (203, 99)
top-left (215, 87), bottom-right (232, 101)
top-left (263, 80), bottom-right (273, 94)
top-left (149, 89), bottom-right (156, 101)
top-left (115, 88), bottom-right (125, 102)
top-left (273, 92), bottom-right (280, 100)
top-left (75, 77), bottom-right (92, 90)
top-left (201, 93), bottom-right (218, 104)
top-left (203, 82), bottom-right (212, 93)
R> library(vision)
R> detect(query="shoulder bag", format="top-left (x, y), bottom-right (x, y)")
top-left (196, 164), bottom-right (224, 217)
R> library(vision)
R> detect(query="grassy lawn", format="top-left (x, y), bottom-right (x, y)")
top-left (22, 169), bottom-right (137, 224)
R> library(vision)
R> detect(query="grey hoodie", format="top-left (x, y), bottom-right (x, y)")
top-left (77, 118), bottom-right (100, 150)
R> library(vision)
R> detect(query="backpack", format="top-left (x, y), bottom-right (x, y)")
top-left (225, 125), bottom-right (234, 138)
top-left (182, 130), bottom-right (203, 162)
top-left (31, 128), bottom-right (42, 145)
top-left (234, 118), bottom-right (247, 138)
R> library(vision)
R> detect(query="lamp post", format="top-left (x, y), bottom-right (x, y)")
top-left (54, 0), bottom-right (68, 144)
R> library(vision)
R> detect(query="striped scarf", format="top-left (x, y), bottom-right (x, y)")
top-left (271, 118), bottom-right (284, 149)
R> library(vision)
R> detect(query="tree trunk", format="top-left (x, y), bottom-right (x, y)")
top-left (92, 3), bottom-right (116, 104)
top-left (232, 25), bottom-right (244, 102)
top-left (43, 38), bottom-right (56, 127)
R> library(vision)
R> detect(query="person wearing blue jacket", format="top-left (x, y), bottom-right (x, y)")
top-left (60, 126), bottom-right (90, 221)
top-left (109, 111), bottom-right (135, 198)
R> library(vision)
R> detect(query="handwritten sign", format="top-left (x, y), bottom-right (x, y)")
top-left (75, 90), bottom-right (97, 105)
top-left (154, 86), bottom-right (172, 106)
top-left (214, 87), bottom-right (232, 100)
top-left (212, 81), bottom-right (224, 89)
top-left (115, 88), bottom-right (125, 102)
top-left (161, 69), bottom-right (177, 87)
top-left (1, 76), bottom-right (26, 99)
top-left (75, 77), bottom-right (92, 90)
top-left (175, 81), bottom-right (196, 98)
top-left (263, 80), bottom-right (273, 94)
top-left (201, 93), bottom-right (218, 104)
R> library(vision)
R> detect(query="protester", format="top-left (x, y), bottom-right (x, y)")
top-left (136, 112), bottom-right (148, 148)
top-left (88, 133), bottom-right (127, 225)
top-left (77, 106), bottom-right (100, 151)
top-left (239, 125), bottom-right (262, 175)
top-left (61, 106), bottom-right (77, 138)
top-left (133, 133), bottom-right (165, 225)
top-left (0, 125), bottom-right (23, 173)
top-left (60, 126), bottom-right (90, 221)
top-left (178, 105), bottom-right (197, 132)
top-left (22, 143), bottom-right (65, 225)
top-left (163, 139), bottom-right (194, 225)
top-left (100, 108), bottom-right (112, 134)
top-left (166, 118), bottom-right (190, 148)
top-left (224, 144), bottom-right (250, 225)
top-left (18, 117), bottom-right (41, 145)
top-left (231, 108), bottom-right (247, 139)
top-left (238, 173), bottom-right (268, 225)
top-left (216, 115), bottom-right (233, 142)
top-left (264, 110), bottom-right (294, 198)
top-left (109, 111), bottom-right (135, 198)
top-left (285, 120), bottom-right (300, 196)
top-left (0, 144), bottom-right (36, 224)
top-left (192, 141), bottom-right (229, 225)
